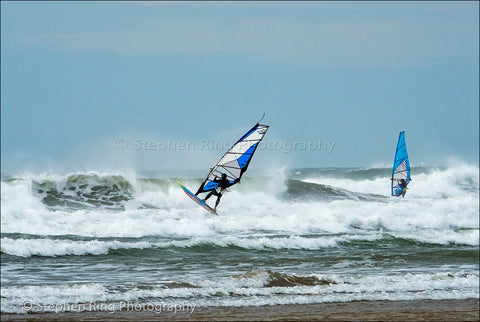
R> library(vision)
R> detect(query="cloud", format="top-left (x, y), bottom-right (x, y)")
top-left (10, 15), bottom-right (478, 68)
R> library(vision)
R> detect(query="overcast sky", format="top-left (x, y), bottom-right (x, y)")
top-left (1, 1), bottom-right (478, 174)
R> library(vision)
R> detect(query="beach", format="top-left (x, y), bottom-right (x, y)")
top-left (2, 299), bottom-right (479, 321)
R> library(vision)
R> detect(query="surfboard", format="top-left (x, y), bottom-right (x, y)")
top-left (178, 181), bottom-right (217, 214)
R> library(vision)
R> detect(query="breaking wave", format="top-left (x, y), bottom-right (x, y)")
top-left (3, 164), bottom-right (477, 212)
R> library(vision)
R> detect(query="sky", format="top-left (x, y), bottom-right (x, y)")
top-left (1, 1), bottom-right (479, 174)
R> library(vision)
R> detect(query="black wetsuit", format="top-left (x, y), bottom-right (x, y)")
top-left (204, 177), bottom-right (239, 207)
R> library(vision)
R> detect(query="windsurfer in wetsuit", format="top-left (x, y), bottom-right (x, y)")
top-left (197, 173), bottom-right (238, 212)
top-left (397, 179), bottom-right (407, 198)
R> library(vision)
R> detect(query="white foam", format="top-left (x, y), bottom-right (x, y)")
top-left (0, 234), bottom-right (382, 258)
top-left (1, 165), bottom-right (478, 245)
top-left (2, 269), bottom-right (478, 313)
top-left (0, 238), bottom-right (153, 257)
top-left (3, 227), bottom-right (476, 260)
top-left (303, 164), bottom-right (479, 199)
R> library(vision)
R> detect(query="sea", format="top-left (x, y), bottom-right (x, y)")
top-left (1, 165), bottom-right (479, 314)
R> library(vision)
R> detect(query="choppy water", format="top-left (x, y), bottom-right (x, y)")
top-left (1, 165), bottom-right (478, 313)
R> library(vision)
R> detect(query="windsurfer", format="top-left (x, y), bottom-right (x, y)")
top-left (196, 173), bottom-right (238, 211)
top-left (397, 179), bottom-right (407, 197)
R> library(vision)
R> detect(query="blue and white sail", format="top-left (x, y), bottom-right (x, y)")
top-left (196, 120), bottom-right (269, 194)
top-left (391, 131), bottom-right (411, 196)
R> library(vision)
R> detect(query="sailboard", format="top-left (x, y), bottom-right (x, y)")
top-left (178, 181), bottom-right (217, 214)
top-left (180, 115), bottom-right (269, 213)
top-left (391, 131), bottom-right (411, 197)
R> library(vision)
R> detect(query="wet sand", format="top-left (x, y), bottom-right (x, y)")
top-left (2, 298), bottom-right (479, 321)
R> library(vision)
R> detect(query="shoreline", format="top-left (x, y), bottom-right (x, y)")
top-left (2, 298), bottom-right (479, 321)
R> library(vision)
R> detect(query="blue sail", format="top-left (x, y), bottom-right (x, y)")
top-left (196, 121), bottom-right (269, 194)
top-left (391, 131), bottom-right (411, 196)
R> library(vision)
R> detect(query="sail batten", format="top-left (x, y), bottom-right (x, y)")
top-left (195, 122), bottom-right (269, 195)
